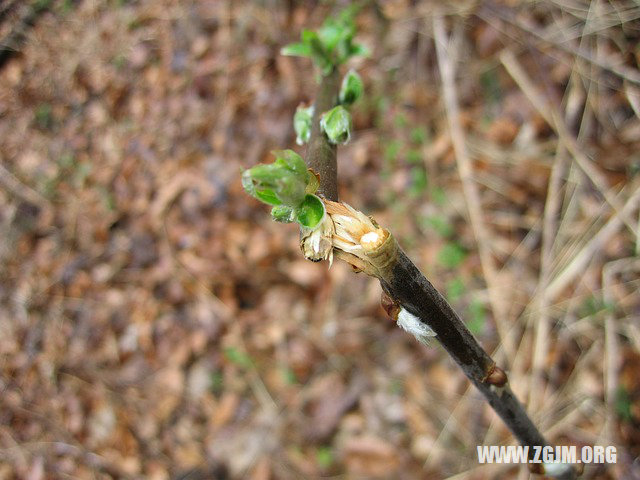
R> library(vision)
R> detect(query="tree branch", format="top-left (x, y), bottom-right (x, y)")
top-left (305, 68), bottom-right (341, 201)
top-left (301, 72), bottom-right (580, 480)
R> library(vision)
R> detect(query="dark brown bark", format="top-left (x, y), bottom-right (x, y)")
top-left (380, 249), bottom-right (549, 447)
top-left (379, 248), bottom-right (578, 479)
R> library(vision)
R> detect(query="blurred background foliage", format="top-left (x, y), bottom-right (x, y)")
top-left (1, 0), bottom-right (639, 479)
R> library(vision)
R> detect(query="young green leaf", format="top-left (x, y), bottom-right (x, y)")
top-left (437, 243), bottom-right (467, 269)
top-left (241, 169), bottom-right (257, 197)
top-left (308, 37), bottom-right (333, 75)
top-left (320, 105), bottom-right (352, 145)
top-left (293, 105), bottom-right (314, 145)
top-left (296, 194), bottom-right (325, 229)
top-left (301, 29), bottom-right (319, 45)
top-left (319, 17), bottom-right (354, 53)
top-left (339, 69), bottom-right (363, 106)
top-left (275, 173), bottom-right (307, 206)
top-left (242, 168), bottom-right (282, 206)
top-left (280, 7), bottom-right (366, 76)
top-left (420, 214), bottom-right (453, 238)
top-left (347, 42), bottom-right (369, 58)
top-left (280, 42), bottom-right (312, 58)
top-left (254, 188), bottom-right (282, 206)
top-left (446, 277), bottom-right (466, 302)
top-left (271, 205), bottom-right (296, 223)
top-left (272, 149), bottom-right (308, 179)
top-left (305, 170), bottom-right (320, 195)
top-left (242, 154), bottom-right (309, 208)
top-left (468, 298), bottom-right (487, 335)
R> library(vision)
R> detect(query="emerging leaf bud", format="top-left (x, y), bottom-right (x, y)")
top-left (242, 150), bottom-right (310, 208)
top-left (339, 69), bottom-right (363, 106)
top-left (271, 205), bottom-right (295, 223)
top-left (296, 194), bottom-right (325, 229)
top-left (320, 106), bottom-right (352, 145)
top-left (300, 211), bottom-right (335, 263)
top-left (293, 105), bottom-right (314, 145)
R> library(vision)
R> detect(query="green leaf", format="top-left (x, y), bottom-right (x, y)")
top-left (247, 164), bottom-right (285, 185)
top-left (383, 139), bottom-right (400, 165)
top-left (446, 277), bottom-right (466, 302)
top-left (409, 166), bottom-right (428, 196)
top-left (316, 446), bottom-right (334, 469)
top-left (318, 20), bottom-right (344, 52)
top-left (281, 42), bottom-right (312, 57)
top-left (281, 366), bottom-right (298, 385)
top-left (243, 159), bottom-right (308, 208)
top-left (272, 149), bottom-right (308, 179)
top-left (275, 173), bottom-right (307, 206)
top-left (616, 387), bottom-right (633, 423)
top-left (224, 347), bottom-right (254, 369)
top-left (308, 37), bottom-right (333, 75)
top-left (301, 29), bottom-right (319, 44)
top-left (281, 8), bottom-right (366, 75)
top-left (255, 188), bottom-right (282, 206)
top-left (406, 149), bottom-right (422, 164)
top-left (293, 105), bottom-right (313, 145)
top-left (210, 371), bottom-right (223, 394)
top-left (348, 42), bottom-right (369, 58)
top-left (468, 298), bottom-right (487, 335)
top-left (437, 243), bottom-right (467, 269)
top-left (430, 186), bottom-right (447, 206)
top-left (241, 169), bottom-right (257, 196)
top-left (320, 105), bottom-right (352, 145)
top-left (339, 69), bottom-right (363, 106)
top-left (296, 194), bottom-right (325, 229)
top-left (420, 214), bottom-right (453, 238)
top-left (410, 126), bottom-right (428, 144)
top-left (271, 205), bottom-right (296, 223)
top-left (394, 112), bottom-right (408, 128)
top-left (319, 19), bottom-right (354, 54)
top-left (480, 69), bottom-right (502, 105)
top-left (305, 170), bottom-right (319, 195)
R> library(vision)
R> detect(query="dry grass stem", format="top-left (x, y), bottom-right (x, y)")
top-left (0, 161), bottom-right (50, 208)
top-left (500, 49), bottom-right (638, 235)
top-left (433, 13), bottom-right (515, 360)
top-left (546, 185), bottom-right (640, 301)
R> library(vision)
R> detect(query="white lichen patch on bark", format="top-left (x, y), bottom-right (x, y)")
top-left (396, 308), bottom-right (437, 346)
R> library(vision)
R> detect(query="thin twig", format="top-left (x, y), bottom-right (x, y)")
top-left (305, 68), bottom-right (341, 201)
top-left (296, 19), bottom-right (579, 480)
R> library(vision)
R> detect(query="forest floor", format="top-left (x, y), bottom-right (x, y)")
top-left (1, 1), bottom-right (639, 479)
